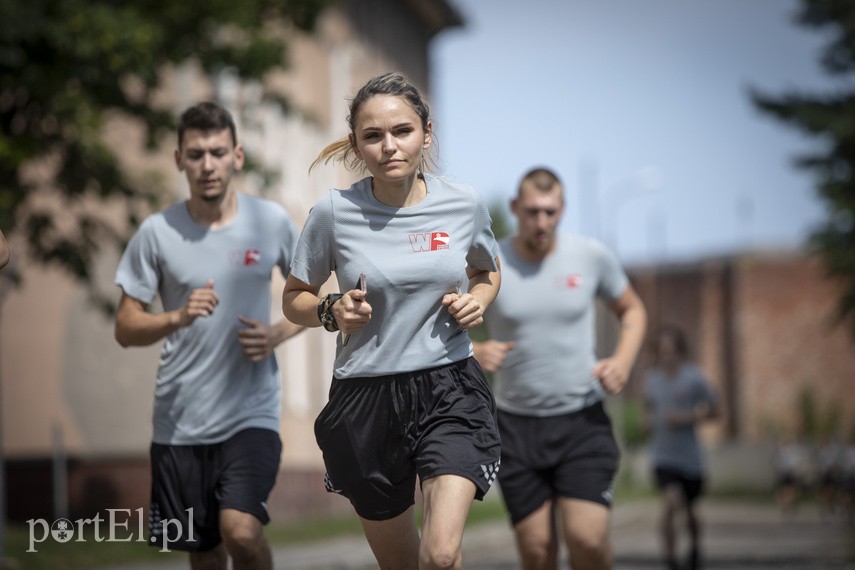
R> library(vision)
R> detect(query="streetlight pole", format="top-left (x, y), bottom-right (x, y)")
top-left (0, 260), bottom-right (19, 566)
top-left (599, 165), bottom-right (663, 256)
top-left (594, 166), bottom-right (662, 454)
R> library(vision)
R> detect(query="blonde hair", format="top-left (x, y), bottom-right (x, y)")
top-left (310, 72), bottom-right (433, 173)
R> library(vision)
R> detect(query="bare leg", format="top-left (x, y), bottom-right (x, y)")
top-left (686, 500), bottom-right (702, 570)
top-left (511, 500), bottom-right (559, 570)
top-left (359, 506), bottom-right (421, 570)
top-left (660, 485), bottom-right (683, 570)
top-left (219, 508), bottom-right (271, 570)
top-left (556, 497), bottom-right (613, 570)
top-left (419, 474), bottom-right (477, 570)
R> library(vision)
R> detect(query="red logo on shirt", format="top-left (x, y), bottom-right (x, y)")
top-left (431, 232), bottom-right (450, 250)
top-left (229, 249), bottom-right (261, 266)
top-left (244, 249), bottom-right (260, 266)
top-left (565, 274), bottom-right (582, 288)
top-left (408, 232), bottom-right (450, 252)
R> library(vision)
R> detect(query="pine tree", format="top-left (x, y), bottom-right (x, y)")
top-left (752, 0), bottom-right (855, 336)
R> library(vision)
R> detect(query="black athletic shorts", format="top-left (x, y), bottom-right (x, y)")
top-left (314, 357), bottom-right (502, 521)
top-left (654, 466), bottom-right (705, 504)
top-left (149, 428), bottom-right (282, 551)
top-left (497, 402), bottom-right (620, 525)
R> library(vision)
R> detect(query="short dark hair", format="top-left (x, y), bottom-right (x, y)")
top-left (517, 167), bottom-right (563, 199)
top-left (656, 325), bottom-right (689, 359)
top-left (177, 101), bottom-right (237, 149)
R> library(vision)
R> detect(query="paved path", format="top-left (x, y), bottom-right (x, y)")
top-left (106, 499), bottom-right (853, 569)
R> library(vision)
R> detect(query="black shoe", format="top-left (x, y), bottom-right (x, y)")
top-left (665, 557), bottom-right (680, 570)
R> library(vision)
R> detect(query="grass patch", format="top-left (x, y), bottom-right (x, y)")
top-left (265, 511), bottom-right (364, 545)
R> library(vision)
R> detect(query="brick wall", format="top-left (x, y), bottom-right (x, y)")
top-left (735, 253), bottom-right (854, 440)
top-left (628, 251), bottom-right (855, 444)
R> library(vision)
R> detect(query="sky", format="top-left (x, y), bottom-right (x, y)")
top-left (431, 0), bottom-right (838, 265)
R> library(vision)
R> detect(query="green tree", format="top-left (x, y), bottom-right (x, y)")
top-left (0, 0), bottom-right (327, 310)
top-left (489, 200), bottom-right (513, 241)
top-left (751, 0), bottom-right (855, 336)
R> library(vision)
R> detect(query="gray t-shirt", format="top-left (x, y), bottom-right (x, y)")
top-left (644, 363), bottom-right (717, 476)
top-left (289, 173), bottom-right (498, 378)
top-left (485, 235), bottom-right (628, 416)
top-left (115, 193), bottom-right (298, 445)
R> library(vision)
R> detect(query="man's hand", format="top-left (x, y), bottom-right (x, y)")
top-left (665, 402), bottom-right (712, 427)
top-left (442, 292), bottom-right (485, 330)
top-left (593, 357), bottom-right (630, 395)
top-left (473, 340), bottom-right (516, 373)
top-left (177, 279), bottom-right (219, 327)
top-left (237, 316), bottom-right (279, 363)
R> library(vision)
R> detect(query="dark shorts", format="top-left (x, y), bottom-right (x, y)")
top-left (149, 428), bottom-right (282, 551)
top-left (776, 471), bottom-right (805, 489)
top-left (497, 402), bottom-right (620, 525)
top-left (314, 357), bottom-right (502, 521)
top-left (654, 467), bottom-right (705, 504)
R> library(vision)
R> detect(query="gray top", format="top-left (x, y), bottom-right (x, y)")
top-left (289, 173), bottom-right (498, 378)
top-left (115, 193), bottom-right (299, 445)
top-left (644, 363), bottom-right (717, 476)
top-left (485, 235), bottom-right (628, 416)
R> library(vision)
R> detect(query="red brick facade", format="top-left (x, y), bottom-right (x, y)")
top-left (628, 251), bottom-right (855, 443)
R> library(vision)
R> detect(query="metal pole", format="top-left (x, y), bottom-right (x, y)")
top-left (0, 262), bottom-right (17, 562)
top-left (0, 337), bottom-right (5, 564)
top-left (53, 423), bottom-right (68, 520)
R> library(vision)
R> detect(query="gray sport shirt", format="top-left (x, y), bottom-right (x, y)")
top-left (644, 363), bottom-right (717, 476)
top-left (485, 235), bottom-right (628, 416)
top-left (289, 173), bottom-right (498, 378)
top-left (115, 193), bottom-right (299, 445)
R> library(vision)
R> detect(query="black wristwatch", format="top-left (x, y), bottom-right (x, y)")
top-left (317, 293), bottom-right (344, 332)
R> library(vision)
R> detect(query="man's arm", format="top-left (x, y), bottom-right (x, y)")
top-left (593, 284), bottom-right (648, 395)
top-left (666, 383), bottom-right (720, 427)
top-left (114, 280), bottom-right (219, 347)
top-left (472, 340), bottom-right (516, 373)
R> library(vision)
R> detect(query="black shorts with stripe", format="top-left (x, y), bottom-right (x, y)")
top-left (497, 402), bottom-right (620, 525)
top-left (314, 357), bottom-right (502, 521)
top-left (149, 428), bottom-right (282, 551)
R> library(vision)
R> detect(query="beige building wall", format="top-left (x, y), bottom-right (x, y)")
top-left (1, 0), bottom-right (461, 482)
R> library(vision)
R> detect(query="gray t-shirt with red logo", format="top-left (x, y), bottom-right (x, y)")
top-left (115, 192), bottom-right (298, 444)
top-left (485, 236), bottom-right (628, 416)
top-left (289, 173), bottom-right (498, 378)
top-left (644, 363), bottom-right (717, 476)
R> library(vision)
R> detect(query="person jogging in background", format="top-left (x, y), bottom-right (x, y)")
top-left (643, 325), bottom-right (718, 570)
top-left (474, 166), bottom-right (647, 570)
top-left (114, 101), bottom-right (302, 570)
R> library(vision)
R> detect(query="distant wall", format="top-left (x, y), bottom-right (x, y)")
top-left (628, 250), bottom-right (855, 444)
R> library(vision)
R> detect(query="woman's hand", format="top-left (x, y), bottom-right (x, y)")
top-left (333, 287), bottom-right (372, 334)
top-left (442, 292), bottom-right (485, 329)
